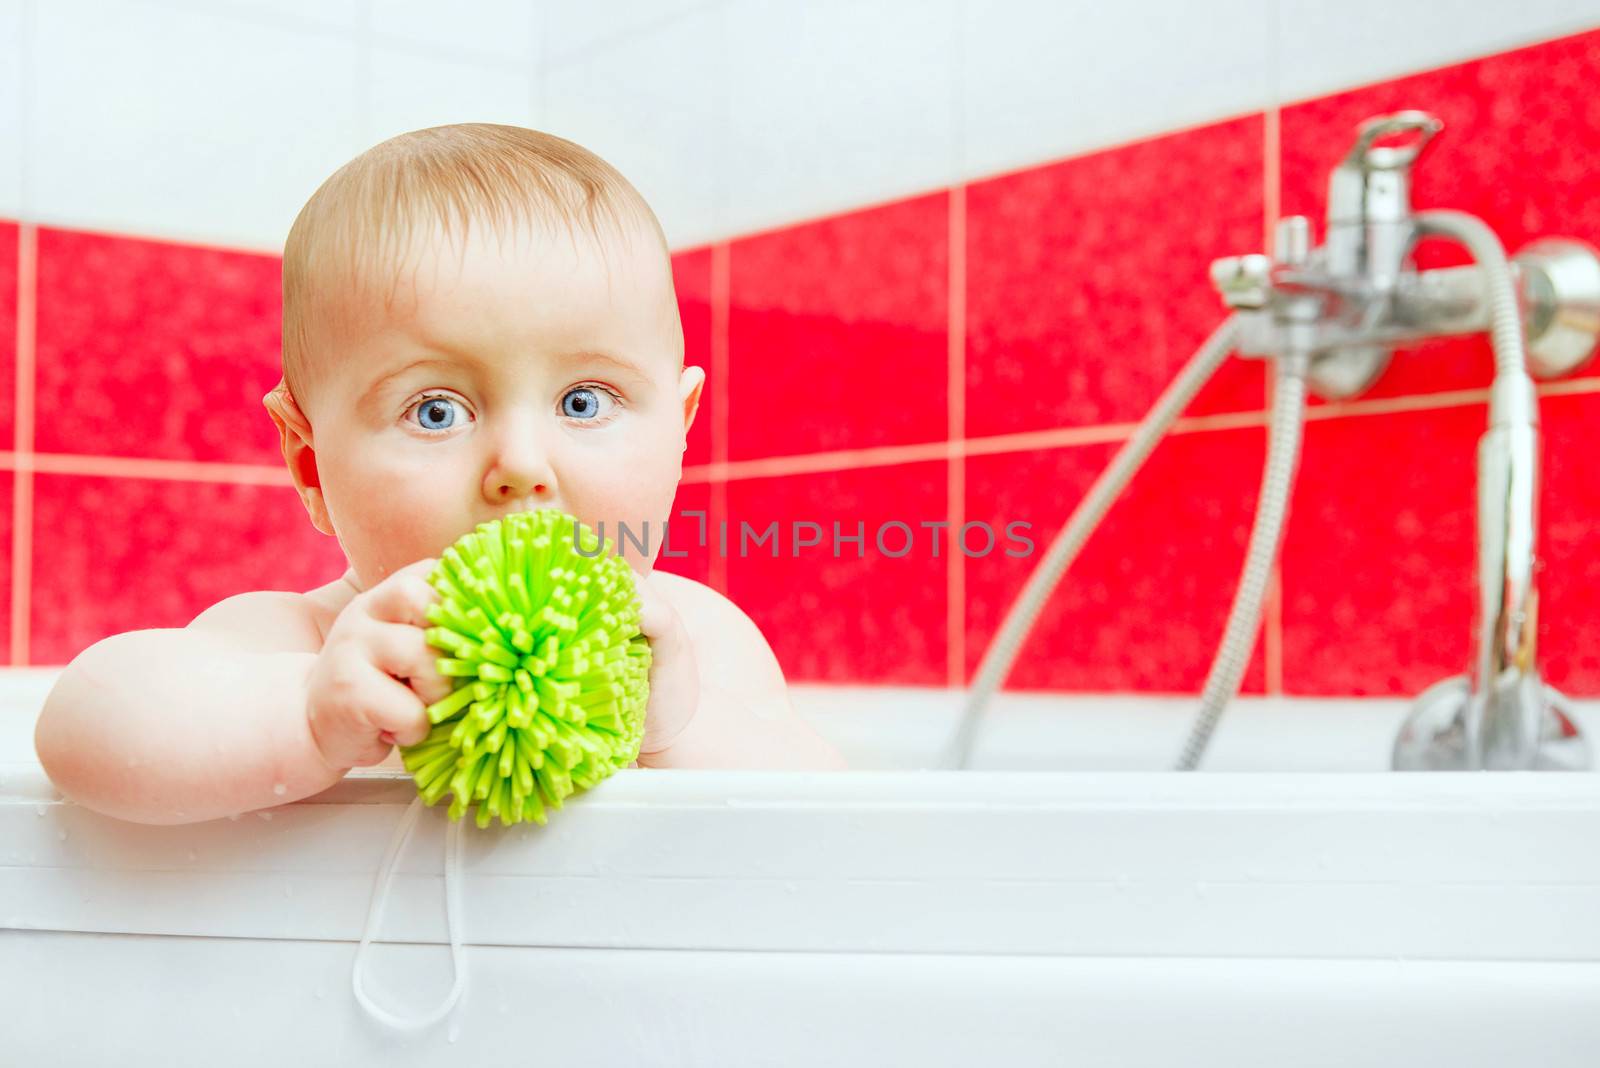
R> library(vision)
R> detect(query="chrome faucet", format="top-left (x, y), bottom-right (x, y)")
top-left (1209, 111), bottom-right (1600, 771)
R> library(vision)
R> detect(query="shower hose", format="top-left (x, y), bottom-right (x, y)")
top-left (1412, 210), bottom-right (1533, 382)
top-left (944, 208), bottom-right (1529, 772)
top-left (939, 313), bottom-right (1312, 772)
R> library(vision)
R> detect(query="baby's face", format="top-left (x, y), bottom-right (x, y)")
top-left (304, 214), bottom-right (700, 590)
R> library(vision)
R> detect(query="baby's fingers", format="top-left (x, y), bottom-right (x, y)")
top-left (362, 558), bottom-right (440, 627)
top-left (353, 666), bottom-right (434, 751)
top-left (363, 620), bottom-right (456, 709)
top-left (311, 665), bottom-right (425, 767)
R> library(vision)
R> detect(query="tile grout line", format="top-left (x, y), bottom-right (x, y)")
top-left (949, 0), bottom-right (967, 691)
top-left (678, 378), bottom-right (1570, 480)
top-left (708, 241), bottom-right (730, 595)
top-left (1263, 104), bottom-right (1284, 697)
top-left (665, 27), bottom-right (1599, 253)
top-left (12, 224), bottom-right (35, 668)
top-left (0, 452), bottom-right (297, 483)
top-left (10, 374), bottom-right (1600, 488)
top-left (947, 185), bottom-right (967, 690)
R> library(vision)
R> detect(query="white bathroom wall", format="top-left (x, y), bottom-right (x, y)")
top-left (2, 0), bottom-right (1596, 250)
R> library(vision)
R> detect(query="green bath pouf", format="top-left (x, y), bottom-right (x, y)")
top-left (398, 509), bottom-right (652, 828)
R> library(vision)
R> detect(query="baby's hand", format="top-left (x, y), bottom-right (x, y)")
top-left (304, 558), bottom-right (455, 772)
top-left (633, 571), bottom-right (699, 758)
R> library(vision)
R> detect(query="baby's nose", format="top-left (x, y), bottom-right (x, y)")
top-left (484, 439), bottom-right (558, 505)
top-left (480, 418), bottom-right (556, 502)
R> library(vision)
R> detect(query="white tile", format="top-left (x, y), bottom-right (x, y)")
top-left (1277, 0), bottom-right (1600, 103)
top-left (543, 0), bottom-right (713, 63)
top-left (543, 5), bottom-right (726, 248)
top-left (29, 0), bottom-right (365, 251)
top-left (961, 0), bottom-right (1275, 184)
top-left (0, 0), bottom-right (24, 218)
top-left (161, 0), bottom-right (365, 31)
top-left (725, 0), bottom-right (956, 237)
top-left (371, 0), bottom-right (538, 65)
top-left (367, 45), bottom-right (536, 146)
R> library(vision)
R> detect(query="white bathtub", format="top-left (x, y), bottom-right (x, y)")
top-left (4, 668), bottom-right (1599, 1066)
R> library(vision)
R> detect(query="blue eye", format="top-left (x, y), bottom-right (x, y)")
top-left (411, 394), bottom-right (465, 432)
top-left (562, 386), bottom-right (611, 420)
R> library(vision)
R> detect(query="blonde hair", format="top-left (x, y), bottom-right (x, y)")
top-left (276, 123), bottom-right (671, 407)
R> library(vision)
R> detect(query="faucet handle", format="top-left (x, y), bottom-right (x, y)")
top-left (1341, 110), bottom-right (1443, 172)
top-left (1209, 253), bottom-right (1272, 308)
top-left (1208, 218), bottom-right (1315, 309)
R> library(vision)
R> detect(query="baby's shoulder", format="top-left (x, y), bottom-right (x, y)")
top-left (646, 570), bottom-right (741, 634)
top-left (645, 570), bottom-right (777, 665)
top-left (184, 572), bottom-right (357, 654)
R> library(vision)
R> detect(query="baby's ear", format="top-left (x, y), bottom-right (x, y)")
top-left (262, 380), bottom-right (335, 537)
top-left (678, 364), bottom-right (706, 449)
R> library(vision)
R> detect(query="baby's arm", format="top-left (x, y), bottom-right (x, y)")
top-left (33, 593), bottom-right (345, 825)
top-left (636, 575), bottom-right (849, 771)
top-left (659, 667), bottom-right (851, 770)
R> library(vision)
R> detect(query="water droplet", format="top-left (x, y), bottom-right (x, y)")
top-left (57, 830), bottom-right (67, 842)
top-left (1194, 881), bottom-right (1209, 900)
top-left (497, 1002), bottom-right (507, 1015)
top-left (34, 805), bottom-right (44, 816)
top-left (273, 783), bottom-right (286, 796)
top-left (227, 812), bottom-right (240, 821)
top-left (187, 850), bottom-right (197, 862)
top-left (447, 1024), bottom-right (460, 1043)
top-left (313, 988), bottom-right (325, 1001)
top-left (283, 883), bottom-right (293, 898)
top-left (258, 811), bottom-right (274, 821)
top-left (1114, 875), bottom-right (1130, 894)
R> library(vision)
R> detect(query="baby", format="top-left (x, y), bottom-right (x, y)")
top-left (35, 123), bottom-right (847, 825)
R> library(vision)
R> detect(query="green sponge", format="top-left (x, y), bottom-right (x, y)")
top-left (398, 509), bottom-right (652, 828)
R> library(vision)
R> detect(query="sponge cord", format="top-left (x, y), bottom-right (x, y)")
top-left (351, 795), bottom-right (469, 1031)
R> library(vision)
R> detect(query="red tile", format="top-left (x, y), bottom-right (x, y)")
top-left (29, 474), bottom-right (347, 665)
top-left (652, 477), bottom-right (713, 586)
top-left (728, 193), bottom-right (948, 460)
top-left (965, 429), bottom-right (1268, 694)
top-left (1280, 404), bottom-right (1482, 695)
top-left (34, 227), bottom-right (283, 464)
top-left (724, 461), bottom-right (947, 684)
top-left (965, 115), bottom-right (1267, 440)
top-left (1280, 28), bottom-right (1600, 404)
top-left (1537, 389), bottom-right (1600, 696)
top-left (0, 220), bottom-right (17, 448)
top-left (0, 471), bottom-right (14, 662)
top-left (672, 247), bottom-right (713, 468)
